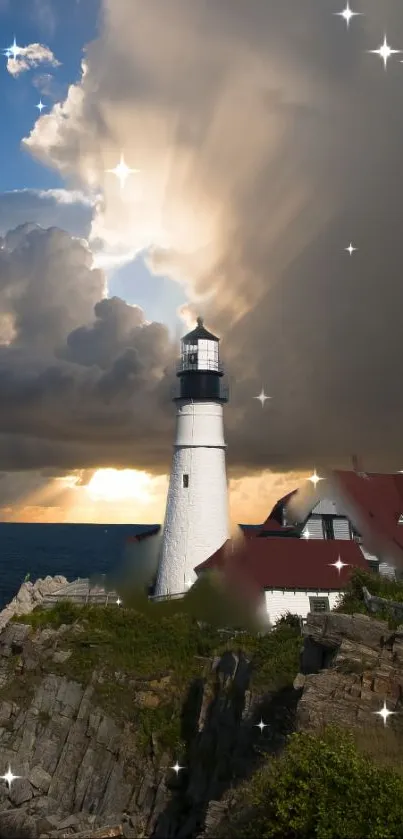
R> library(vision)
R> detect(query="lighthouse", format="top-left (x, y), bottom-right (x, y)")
top-left (154, 317), bottom-right (230, 598)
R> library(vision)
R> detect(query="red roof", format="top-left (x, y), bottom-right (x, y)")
top-left (262, 490), bottom-right (298, 524)
top-left (195, 537), bottom-right (367, 591)
top-left (332, 471), bottom-right (403, 565)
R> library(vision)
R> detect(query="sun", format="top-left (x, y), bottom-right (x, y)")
top-left (86, 468), bottom-right (155, 503)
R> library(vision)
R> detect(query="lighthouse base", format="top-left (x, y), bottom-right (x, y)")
top-left (148, 589), bottom-right (188, 604)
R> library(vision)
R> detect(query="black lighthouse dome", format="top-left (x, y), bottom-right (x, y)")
top-left (175, 316), bottom-right (228, 402)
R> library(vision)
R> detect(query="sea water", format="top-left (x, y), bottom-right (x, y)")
top-left (0, 523), bottom-right (160, 610)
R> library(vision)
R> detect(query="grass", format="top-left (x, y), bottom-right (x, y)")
top-left (351, 724), bottom-right (403, 777)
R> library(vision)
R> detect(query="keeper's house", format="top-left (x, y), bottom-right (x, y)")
top-left (195, 469), bottom-right (403, 624)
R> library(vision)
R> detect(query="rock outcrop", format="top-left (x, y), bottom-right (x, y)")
top-left (0, 577), bottom-right (69, 632)
top-left (295, 611), bottom-right (403, 733)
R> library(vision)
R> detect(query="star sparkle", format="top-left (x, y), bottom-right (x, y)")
top-left (3, 37), bottom-right (21, 61)
top-left (253, 388), bottom-right (271, 407)
top-left (255, 718), bottom-right (268, 733)
top-left (170, 761), bottom-right (184, 775)
top-left (302, 529), bottom-right (311, 540)
top-left (345, 242), bottom-right (357, 255)
top-left (373, 700), bottom-right (396, 726)
top-left (36, 100), bottom-right (45, 113)
top-left (0, 766), bottom-right (21, 789)
top-left (307, 469), bottom-right (324, 488)
top-left (368, 36), bottom-right (402, 70)
top-left (334, 3), bottom-right (362, 29)
top-left (116, 597), bottom-right (122, 606)
top-left (106, 153), bottom-right (140, 190)
top-left (329, 557), bottom-right (349, 574)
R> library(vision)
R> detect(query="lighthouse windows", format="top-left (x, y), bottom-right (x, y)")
top-left (183, 474), bottom-right (189, 488)
top-left (181, 344), bottom-right (198, 370)
top-left (198, 339), bottom-right (219, 371)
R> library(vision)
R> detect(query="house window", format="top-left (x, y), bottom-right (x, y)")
top-left (309, 596), bottom-right (330, 613)
top-left (303, 516), bottom-right (324, 538)
top-left (183, 474), bottom-right (189, 488)
top-left (367, 560), bottom-right (379, 574)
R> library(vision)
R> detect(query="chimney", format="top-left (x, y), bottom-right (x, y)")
top-left (351, 454), bottom-right (368, 479)
top-left (352, 454), bottom-right (360, 473)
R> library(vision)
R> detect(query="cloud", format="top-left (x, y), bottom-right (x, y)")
top-left (32, 72), bottom-right (65, 101)
top-left (0, 223), bottom-right (175, 475)
top-left (10, 0), bottom-right (403, 483)
top-left (6, 41), bottom-right (60, 77)
top-left (0, 189), bottom-right (95, 239)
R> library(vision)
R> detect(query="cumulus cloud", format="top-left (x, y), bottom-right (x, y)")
top-left (7, 0), bottom-right (403, 484)
top-left (0, 189), bottom-right (95, 239)
top-left (6, 41), bottom-right (60, 77)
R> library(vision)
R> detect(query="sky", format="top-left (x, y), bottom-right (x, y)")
top-left (0, 0), bottom-right (403, 525)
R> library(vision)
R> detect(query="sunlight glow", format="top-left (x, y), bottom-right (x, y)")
top-left (86, 468), bottom-right (155, 502)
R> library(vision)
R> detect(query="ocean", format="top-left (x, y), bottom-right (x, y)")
top-left (0, 523), bottom-right (161, 611)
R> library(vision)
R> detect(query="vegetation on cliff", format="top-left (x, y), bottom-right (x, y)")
top-left (11, 588), bottom-right (301, 758)
top-left (217, 725), bottom-right (403, 839)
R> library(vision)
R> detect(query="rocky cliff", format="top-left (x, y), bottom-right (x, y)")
top-left (0, 578), bottom-right (69, 632)
top-left (0, 580), bottom-right (402, 839)
top-left (0, 580), bottom-right (301, 839)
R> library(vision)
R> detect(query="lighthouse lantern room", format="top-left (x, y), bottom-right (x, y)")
top-left (154, 317), bottom-right (230, 598)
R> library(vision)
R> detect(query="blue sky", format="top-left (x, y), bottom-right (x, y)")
top-left (0, 0), bottom-right (187, 333)
top-left (0, 0), bottom-right (100, 192)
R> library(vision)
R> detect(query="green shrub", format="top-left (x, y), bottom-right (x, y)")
top-left (335, 568), bottom-right (403, 628)
top-left (275, 612), bottom-right (302, 630)
top-left (219, 726), bottom-right (403, 839)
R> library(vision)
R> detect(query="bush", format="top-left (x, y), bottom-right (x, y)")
top-left (335, 568), bottom-right (403, 628)
top-left (219, 726), bottom-right (403, 839)
top-left (275, 611), bottom-right (302, 630)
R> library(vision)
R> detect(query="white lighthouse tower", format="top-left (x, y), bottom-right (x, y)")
top-left (154, 317), bottom-right (230, 598)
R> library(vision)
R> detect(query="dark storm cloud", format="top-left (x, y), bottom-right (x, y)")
top-left (0, 223), bottom-right (176, 476)
top-left (13, 0), bottom-right (403, 480)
